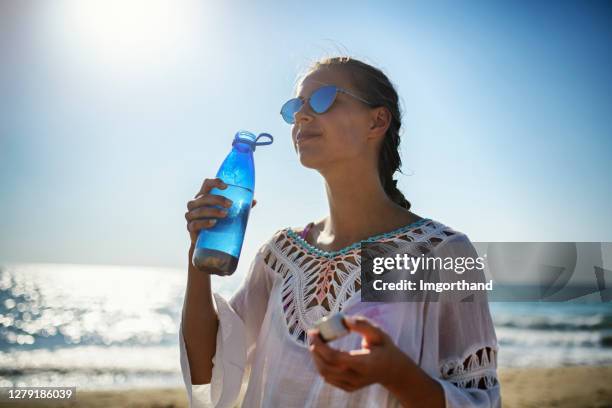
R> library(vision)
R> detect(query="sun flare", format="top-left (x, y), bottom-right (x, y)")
top-left (62, 0), bottom-right (203, 68)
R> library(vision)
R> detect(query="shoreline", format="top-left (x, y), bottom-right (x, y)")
top-left (5, 365), bottom-right (611, 407)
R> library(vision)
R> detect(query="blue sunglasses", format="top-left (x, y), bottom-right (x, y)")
top-left (280, 85), bottom-right (373, 124)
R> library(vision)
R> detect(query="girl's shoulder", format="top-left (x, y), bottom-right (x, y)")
top-left (414, 217), bottom-right (467, 240)
top-left (405, 218), bottom-right (478, 260)
top-left (292, 221), bottom-right (315, 240)
top-left (288, 218), bottom-right (325, 237)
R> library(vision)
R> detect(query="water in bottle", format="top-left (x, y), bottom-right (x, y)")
top-left (192, 130), bottom-right (273, 276)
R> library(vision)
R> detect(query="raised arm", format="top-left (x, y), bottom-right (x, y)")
top-left (182, 244), bottom-right (219, 384)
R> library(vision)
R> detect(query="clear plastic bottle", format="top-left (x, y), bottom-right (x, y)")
top-left (192, 130), bottom-right (273, 276)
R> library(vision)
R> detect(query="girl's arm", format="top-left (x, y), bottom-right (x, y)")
top-left (181, 244), bottom-right (219, 384)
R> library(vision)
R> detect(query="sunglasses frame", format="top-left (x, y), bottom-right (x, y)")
top-left (280, 84), bottom-right (373, 124)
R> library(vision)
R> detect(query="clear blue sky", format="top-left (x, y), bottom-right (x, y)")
top-left (1, 0), bottom-right (611, 275)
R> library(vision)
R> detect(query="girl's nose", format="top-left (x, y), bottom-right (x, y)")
top-left (294, 102), bottom-right (314, 124)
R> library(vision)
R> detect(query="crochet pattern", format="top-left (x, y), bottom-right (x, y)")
top-left (441, 346), bottom-right (500, 390)
top-left (262, 219), bottom-right (458, 346)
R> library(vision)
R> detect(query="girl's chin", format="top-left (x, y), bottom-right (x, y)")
top-left (297, 151), bottom-right (325, 169)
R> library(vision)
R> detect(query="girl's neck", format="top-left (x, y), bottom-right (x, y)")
top-left (312, 169), bottom-right (419, 252)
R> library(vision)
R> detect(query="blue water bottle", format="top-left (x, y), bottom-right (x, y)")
top-left (192, 130), bottom-right (273, 276)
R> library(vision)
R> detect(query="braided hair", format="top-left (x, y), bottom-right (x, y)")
top-left (304, 56), bottom-right (411, 210)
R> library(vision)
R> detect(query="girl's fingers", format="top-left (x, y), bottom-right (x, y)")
top-left (187, 194), bottom-right (232, 212)
top-left (185, 206), bottom-right (228, 222)
top-left (307, 329), bottom-right (371, 393)
top-left (343, 349), bottom-right (373, 374)
top-left (195, 178), bottom-right (227, 199)
top-left (311, 350), bottom-right (362, 391)
top-left (324, 376), bottom-right (360, 392)
top-left (344, 316), bottom-right (388, 346)
top-left (187, 219), bottom-right (218, 233)
top-left (308, 330), bottom-right (353, 367)
top-left (314, 342), bottom-right (373, 376)
top-left (311, 349), bottom-right (355, 375)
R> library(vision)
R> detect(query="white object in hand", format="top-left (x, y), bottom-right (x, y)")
top-left (315, 312), bottom-right (350, 342)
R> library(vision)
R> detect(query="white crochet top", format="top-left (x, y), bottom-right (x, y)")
top-left (179, 218), bottom-right (501, 407)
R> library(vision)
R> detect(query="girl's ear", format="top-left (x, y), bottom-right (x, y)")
top-left (369, 107), bottom-right (391, 136)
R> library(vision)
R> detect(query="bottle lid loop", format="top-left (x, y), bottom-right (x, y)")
top-left (232, 131), bottom-right (274, 151)
top-left (254, 133), bottom-right (273, 148)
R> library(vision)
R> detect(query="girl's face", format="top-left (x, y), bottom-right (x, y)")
top-left (291, 67), bottom-right (377, 171)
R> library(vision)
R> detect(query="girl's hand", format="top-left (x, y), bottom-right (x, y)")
top-left (185, 178), bottom-right (257, 247)
top-left (308, 315), bottom-right (445, 407)
top-left (307, 315), bottom-right (409, 392)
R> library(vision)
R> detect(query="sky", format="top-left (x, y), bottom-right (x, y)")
top-left (1, 0), bottom-right (611, 277)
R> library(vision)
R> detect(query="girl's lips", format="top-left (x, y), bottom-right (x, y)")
top-left (296, 132), bottom-right (321, 144)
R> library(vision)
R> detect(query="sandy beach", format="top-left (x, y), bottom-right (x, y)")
top-left (5, 365), bottom-right (611, 408)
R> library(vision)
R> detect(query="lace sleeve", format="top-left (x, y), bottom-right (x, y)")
top-left (226, 239), bottom-right (277, 359)
top-left (430, 233), bottom-right (502, 408)
top-left (440, 345), bottom-right (499, 390)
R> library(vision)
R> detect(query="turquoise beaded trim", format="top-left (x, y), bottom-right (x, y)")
top-left (286, 218), bottom-right (431, 259)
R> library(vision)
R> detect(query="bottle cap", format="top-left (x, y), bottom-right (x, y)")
top-left (233, 130), bottom-right (274, 151)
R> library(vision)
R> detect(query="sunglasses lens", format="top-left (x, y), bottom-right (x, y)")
top-left (310, 85), bottom-right (337, 114)
top-left (280, 98), bottom-right (303, 124)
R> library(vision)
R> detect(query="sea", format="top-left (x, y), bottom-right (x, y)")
top-left (1, 263), bottom-right (611, 390)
